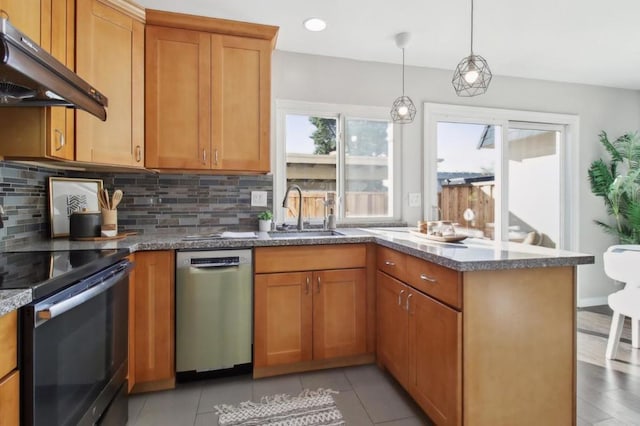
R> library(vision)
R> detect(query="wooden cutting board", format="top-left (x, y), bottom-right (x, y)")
top-left (71, 231), bottom-right (138, 241)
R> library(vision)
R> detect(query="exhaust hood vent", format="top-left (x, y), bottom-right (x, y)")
top-left (0, 17), bottom-right (108, 121)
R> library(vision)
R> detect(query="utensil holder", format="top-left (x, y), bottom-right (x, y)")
top-left (101, 209), bottom-right (118, 229)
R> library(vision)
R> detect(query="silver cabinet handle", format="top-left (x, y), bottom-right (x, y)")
top-left (214, 149), bottom-right (219, 165)
top-left (135, 145), bottom-right (142, 162)
top-left (305, 276), bottom-right (310, 294)
top-left (398, 289), bottom-right (405, 306)
top-left (420, 274), bottom-right (437, 283)
top-left (384, 260), bottom-right (395, 266)
top-left (406, 293), bottom-right (413, 312)
top-left (202, 149), bottom-right (207, 164)
top-left (54, 128), bottom-right (65, 151)
top-left (317, 276), bottom-right (321, 293)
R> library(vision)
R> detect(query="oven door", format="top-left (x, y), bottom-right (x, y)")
top-left (21, 260), bottom-right (131, 426)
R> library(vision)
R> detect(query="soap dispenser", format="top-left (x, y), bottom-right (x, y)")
top-left (327, 208), bottom-right (336, 230)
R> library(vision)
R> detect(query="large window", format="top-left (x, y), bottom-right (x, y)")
top-left (425, 103), bottom-right (579, 250)
top-left (275, 101), bottom-right (399, 225)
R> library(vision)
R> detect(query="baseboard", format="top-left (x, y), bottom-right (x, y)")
top-left (577, 296), bottom-right (608, 307)
top-left (129, 378), bottom-right (175, 394)
top-left (253, 353), bottom-right (375, 379)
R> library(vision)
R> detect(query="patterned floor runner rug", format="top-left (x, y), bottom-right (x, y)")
top-left (214, 388), bottom-right (345, 426)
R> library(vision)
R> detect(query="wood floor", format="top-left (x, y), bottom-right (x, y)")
top-left (577, 306), bottom-right (640, 425)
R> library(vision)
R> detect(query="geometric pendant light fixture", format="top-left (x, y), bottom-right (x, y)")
top-left (390, 32), bottom-right (416, 124)
top-left (452, 0), bottom-right (492, 96)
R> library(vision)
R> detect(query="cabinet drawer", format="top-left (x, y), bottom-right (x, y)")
top-left (0, 311), bottom-right (17, 379)
top-left (377, 246), bottom-right (407, 282)
top-left (0, 370), bottom-right (19, 426)
top-left (255, 244), bottom-right (366, 273)
top-left (405, 256), bottom-right (462, 309)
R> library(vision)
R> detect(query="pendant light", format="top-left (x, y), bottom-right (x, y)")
top-left (452, 0), bottom-right (492, 97)
top-left (390, 32), bottom-right (416, 124)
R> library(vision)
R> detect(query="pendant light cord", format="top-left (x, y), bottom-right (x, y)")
top-left (470, 0), bottom-right (474, 54)
top-left (402, 48), bottom-right (406, 95)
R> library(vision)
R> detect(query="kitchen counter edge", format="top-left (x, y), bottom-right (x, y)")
top-left (0, 229), bottom-right (594, 314)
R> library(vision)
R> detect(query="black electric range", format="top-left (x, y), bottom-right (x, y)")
top-left (0, 248), bottom-right (130, 300)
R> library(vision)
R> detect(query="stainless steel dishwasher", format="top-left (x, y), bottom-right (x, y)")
top-left (176, 249), bottom-right (252, 380)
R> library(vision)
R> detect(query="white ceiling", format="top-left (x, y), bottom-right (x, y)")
top-left (136, 0), bottom-right (640, 90)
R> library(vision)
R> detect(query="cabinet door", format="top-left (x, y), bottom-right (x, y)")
top-left (408, 290), bottom-right (461, 426)
top-left (313, 268), bottom-right (367, 360)
top-left (127, 254), bottom-right (136, 394)
top-left (0, 0), bottom-right (42, 42)
top-left (0, 0), bottom-right (74, 161)
top-left (76, 0), bottom-right (143, 167)
top-left (47, 0), bottom-right (74, 161)
top-left (0, 370), bottom-right (19, 426)
top-left (133, 251), bottom-right (175, 389)
top-left (212, 35), bottom-right (271, 172)
top-left (254, 272), bottom-right (313, 367)
top-left (376, 272), bottom-right (409, 386)
top-left (146, 26), bottom-right (211, 169)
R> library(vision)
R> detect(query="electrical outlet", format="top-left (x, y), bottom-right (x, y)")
top-left (251, 191), bottom-right (268, 207)
top-left (408, 193), bottom-right (421, 207)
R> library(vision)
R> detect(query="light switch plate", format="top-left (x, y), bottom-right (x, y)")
top-left (408, 193), bottom-right (421, 207)
top-left (251, 191), bottom-right (268, 207)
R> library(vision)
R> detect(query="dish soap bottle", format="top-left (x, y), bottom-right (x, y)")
top-left (327, 208), bottom-right (336, 230)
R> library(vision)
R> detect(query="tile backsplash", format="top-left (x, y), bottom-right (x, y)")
top-left (0, 161), bottom-right (273, 249)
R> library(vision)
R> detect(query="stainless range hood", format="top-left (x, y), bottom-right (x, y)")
top-left (0, 17), bottom-right (107, 121)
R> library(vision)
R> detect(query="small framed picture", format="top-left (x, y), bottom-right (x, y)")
top-left (49, 177), bottom-right (103, 238)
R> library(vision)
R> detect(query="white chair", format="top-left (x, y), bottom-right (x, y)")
top-left (603, 245), bottom-right (640, 359)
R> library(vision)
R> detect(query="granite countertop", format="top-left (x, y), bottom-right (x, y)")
top-left (0, 227), bottom-right (594, 315)
top-left (0, 289), bottom-right (32, 317)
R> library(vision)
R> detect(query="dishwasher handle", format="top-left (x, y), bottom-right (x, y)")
top-left (190, 262), bottom-right (240, 269)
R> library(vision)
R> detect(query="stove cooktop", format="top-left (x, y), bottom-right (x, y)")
top-left (0, 249), bottom-right (130, 300)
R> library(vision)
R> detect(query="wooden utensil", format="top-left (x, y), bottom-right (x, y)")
top-left (111, 189), bottom-right (123, 209)
top-left (103, 189), bottom-right (110, 210)
top-left (98, 190), bottom-right (108, 210)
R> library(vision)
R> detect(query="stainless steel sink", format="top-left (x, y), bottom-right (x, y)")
top-left (268, 230), bottom-right (344, 239)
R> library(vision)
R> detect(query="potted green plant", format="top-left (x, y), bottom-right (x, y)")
top-left (588, 131), bottom-right (640, 243)
top-left (257, 210), bottom-right (273, 232)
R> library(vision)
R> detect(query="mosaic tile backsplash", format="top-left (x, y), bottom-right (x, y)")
top-left (0, 161), bottom-right (273, 249)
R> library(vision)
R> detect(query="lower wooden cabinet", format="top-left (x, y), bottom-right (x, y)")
top-left (254, 244), bottom-right (372, 377)
top-left (254, 272), bottom-right (312, 367)
top-left (0, 310), bottom-right (19, 426)
top-left (254, 269), bottom-right (367, 369)
top-left (0, 370), bottom-right (19, 426)
top-left (377, 272), bottom-right (409, 387)
top-left (130, 250), bottom-right (175, 393)
top-left (377, 272), bottom-right (461, 425)
top-left (378, 247), bottom-right (576, 425)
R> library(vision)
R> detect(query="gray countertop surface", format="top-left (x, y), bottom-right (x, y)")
top-left (0, 227), bottom-right (594, 315)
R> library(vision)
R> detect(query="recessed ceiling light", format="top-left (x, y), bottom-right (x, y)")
top-left (303, 17), bottom-right (326, 32)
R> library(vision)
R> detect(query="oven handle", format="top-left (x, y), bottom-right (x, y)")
top-left (36, 264), bottom-right (130, 324)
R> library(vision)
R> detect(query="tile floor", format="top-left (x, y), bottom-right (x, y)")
top-left (129, 306), bottom-right (640, 426)
top-left (127, 365), bottom-right (432, 426)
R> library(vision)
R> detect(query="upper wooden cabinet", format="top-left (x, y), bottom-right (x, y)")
top-left (0, 0), bottom-right (144, 168)
top-left (0, 0), bottom-right (75, 161)
top-left (145, 10), bottom-right (277, 173)
top-left (75, 0), bottom-right (145, 167)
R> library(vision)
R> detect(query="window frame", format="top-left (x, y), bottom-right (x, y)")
top-left (274, 100), bottom-right (402, 225)
top-left (423, 102), bottom-right (580, 250)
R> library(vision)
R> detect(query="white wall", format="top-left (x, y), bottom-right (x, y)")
top-left (271, 50), bottom-right (640, 306)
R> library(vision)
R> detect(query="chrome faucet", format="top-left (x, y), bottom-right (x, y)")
top-left (282, 184), bottom-right (304, 231)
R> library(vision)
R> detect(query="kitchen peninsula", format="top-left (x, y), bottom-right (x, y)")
top-left (0, 228), bottom-right (593, 425)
